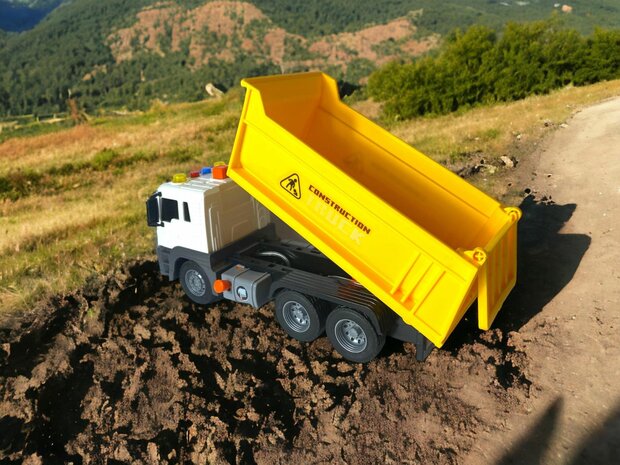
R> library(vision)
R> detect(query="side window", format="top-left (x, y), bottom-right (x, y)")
top-left (161, 198), bottom-right (179, 222)
top-left (183, 202), bottom-right (191, 222)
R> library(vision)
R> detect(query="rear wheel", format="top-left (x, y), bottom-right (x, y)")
top-left (274, 290), bottom-right (328, 342)
top-left (326, 307), bottom-right (385, 363)
top-left (179, 261), bottom-right (215, 305)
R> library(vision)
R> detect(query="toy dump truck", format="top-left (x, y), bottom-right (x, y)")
top-left (146, 72), bottom-right (521, 363)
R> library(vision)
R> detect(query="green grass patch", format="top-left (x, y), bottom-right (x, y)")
top-left (91, 148), bottom-right (119, 171)
top-left (0, 119), bottom-right (73, 143)
top-left (166, 146), bottom-right (203, 163)
top-left (3, 148), bottom-right (167, 201)
top-left (0, 170), bottom-right (45, 201)
top-left (479, 128), bottom-right (501, 141)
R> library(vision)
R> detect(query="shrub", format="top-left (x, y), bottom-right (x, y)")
top-left (368, 20), bottom-right (620, 119)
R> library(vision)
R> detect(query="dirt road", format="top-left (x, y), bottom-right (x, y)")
top-left (464, 97), bottom-right (620, 465)
top-left (0, 98), bottom-right (618, 464)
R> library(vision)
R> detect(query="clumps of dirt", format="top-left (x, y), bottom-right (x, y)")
top-left (0, 261), bottom-right (531, 464)
top-left (447, 154), bottom-right (520, 179)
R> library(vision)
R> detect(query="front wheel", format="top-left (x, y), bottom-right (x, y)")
top-left (179, 261), bottom-right (215, 305)
top-left (274, 290), bottom-right (328, 342)
top-left (326, 307), bottom-right (385, 363)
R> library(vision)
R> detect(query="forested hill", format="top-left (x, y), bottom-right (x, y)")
top-left (0, 29), bottom-right (8, 47)
top-left (1, 0), bottom-right (619, 117)
top-left (252, 0), bottom-right (620, 36)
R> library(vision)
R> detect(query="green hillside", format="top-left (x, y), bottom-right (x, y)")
top-left (1, 0), bottom-right (619, 117)
top-left (254, 0), bottom-right (620, 36)
top-left (5, 0), bottom-right (619, 35)
top-left (0, 30), bottom-right (8, 46)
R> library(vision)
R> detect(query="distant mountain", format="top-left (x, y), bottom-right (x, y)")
top-left (0, 0), bottom-right (64, 32)
top-left (1, 0), bottom-right (619, 116)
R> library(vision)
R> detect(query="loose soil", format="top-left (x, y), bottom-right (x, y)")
top-left (1, 98), bottom-right (619, 464)
top-left (0, 260), bottom-right (530, 464)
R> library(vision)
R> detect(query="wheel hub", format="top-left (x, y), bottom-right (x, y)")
top-left (185, 269), bottom-right (206, 296)
top-left (334, 319), bottom-right (367, 353)
top-left (282, 301), bottom-right (310, 333)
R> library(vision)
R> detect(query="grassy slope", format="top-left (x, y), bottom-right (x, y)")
top-left (0, 92), bottom-right (242, 313)
top-left (2, 80), bottom-right (620, 314)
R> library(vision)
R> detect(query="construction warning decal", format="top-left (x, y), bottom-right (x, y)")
top-left (280, 173), bottom-right (301, 199)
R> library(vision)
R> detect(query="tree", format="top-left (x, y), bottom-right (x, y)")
top-left (368, 19), bottom-right (613, 120)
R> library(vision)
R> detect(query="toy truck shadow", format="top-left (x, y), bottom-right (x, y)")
top-left (496, 194), bottom-right (590, 331)
top-left (444, 194), bottom-right (591, 352)
top-left (493, 397), bottom-right (620, 465)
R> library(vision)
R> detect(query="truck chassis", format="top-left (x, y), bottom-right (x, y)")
top-left (155, 224), bottom-right (434, 363)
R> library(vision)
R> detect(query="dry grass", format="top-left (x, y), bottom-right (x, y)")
top-left (0, 93), bottom-right (242, 314)
top-left (1, 80), bottom-right (619, 315)
top-left (375, 81), bottom-right (620, 164)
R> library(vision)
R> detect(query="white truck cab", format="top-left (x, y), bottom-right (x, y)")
top-left (146, 165), bottom-right (274, 307)
top-left (148, 165), bottom-right (271, 255)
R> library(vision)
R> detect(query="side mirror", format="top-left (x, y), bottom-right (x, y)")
top-left (146, 192), bottom-right (163, 227)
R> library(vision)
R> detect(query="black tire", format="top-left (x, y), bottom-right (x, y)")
top-left (179, 261), bottom-right (216, 305)
top-left (274, 290), bottom-right (328, 342)
top-left (326, 307), bottom-right (385, 363)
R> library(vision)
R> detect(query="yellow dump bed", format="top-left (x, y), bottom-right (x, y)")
top-left (228, 72), bottom-right (521, 348)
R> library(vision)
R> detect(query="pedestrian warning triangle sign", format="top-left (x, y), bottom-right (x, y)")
top-left (280, 173), bottom-right (301, 199)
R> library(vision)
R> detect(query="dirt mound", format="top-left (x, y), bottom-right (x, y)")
top-left (0, 261), bottom-right (530, 464)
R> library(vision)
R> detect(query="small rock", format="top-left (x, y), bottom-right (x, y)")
top-left (113, 444), bottom-right (132, 462)
top-left (205, 82), bottom-right (224, 98)
top-left (560, 123), bottom-right (569, 128)
top-left (500, 155), bottom-right (516, 168)
top-left (0, 343), bottom-right (10, 358)
top-left (22, 454), bottom-right (43, 465)
top-left (336, 361), bottom-right (353, 373)
top-left (147, 443), bottom-right (160, 464)
top-left (133, 324), bottom-right (151, 341)
top-left (543, 119), bottom-right (553, 127)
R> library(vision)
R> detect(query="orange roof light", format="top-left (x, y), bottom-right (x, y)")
top-left (212, 164), bottom-right (228, 180)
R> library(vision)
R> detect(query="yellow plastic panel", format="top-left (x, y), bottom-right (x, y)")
top-left (228, 72), bottom-right (521, 347)
top-left (478, 207), bottom-right (522, 329)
